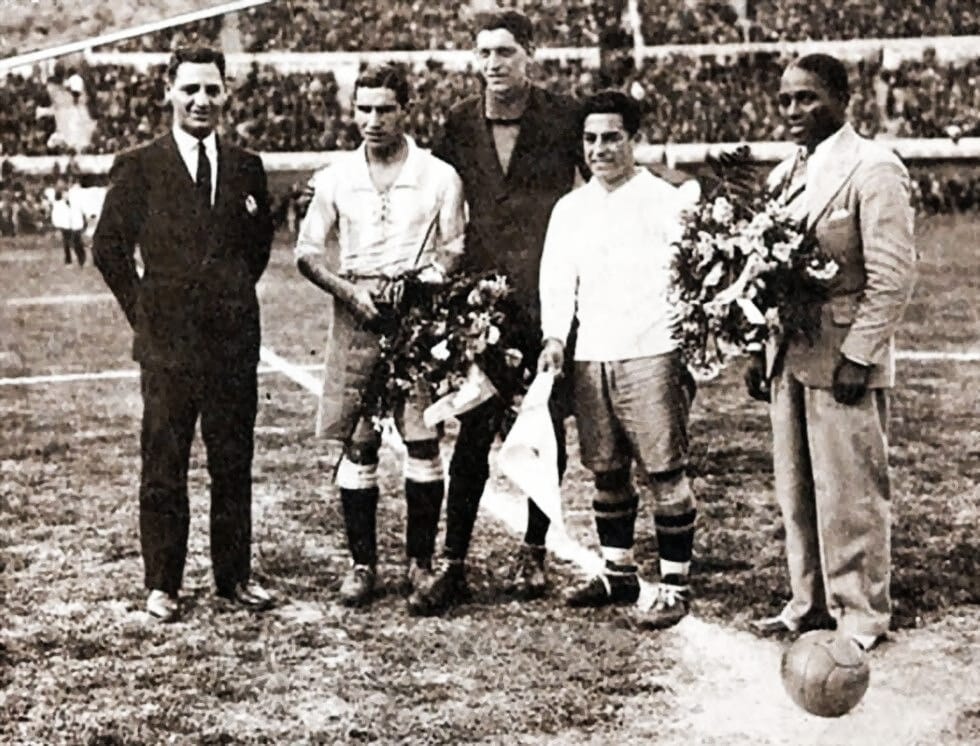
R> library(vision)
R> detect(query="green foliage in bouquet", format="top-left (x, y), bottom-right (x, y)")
top-left (360, 271), bottom-right (534, 433)
top-left (670, 146), bottom-right (839, 379)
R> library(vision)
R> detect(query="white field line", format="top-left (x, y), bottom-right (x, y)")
top-left (0, 357), bottom-right (321, 387)
top-left (5, 292), bottom-right (115, 307)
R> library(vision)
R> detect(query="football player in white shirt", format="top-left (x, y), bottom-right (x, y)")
top-left (539, 90), bottom-right (699, 629)
top-left (295, 65), bottom-right (465, 610)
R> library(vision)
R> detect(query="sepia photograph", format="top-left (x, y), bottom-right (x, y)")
top-left (0, 1), bottom-right (977, 743)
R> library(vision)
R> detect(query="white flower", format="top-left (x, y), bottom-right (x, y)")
top-left (749, 211), bottom-right (774, 235)
top-left (486, 325), bottom-right (501, 345)
top-left (467, 288), bottom-right (482, 306)
top-left (430, 340), bottom-right (450, 361)
top-left (711, 197), bottom-right (735, 226)
top-left (806, 259), bottom-right (839, 281)
top-left (702, 262), bottom-right (725, 288)
top-left (771, 241), bottom-right (793, 264)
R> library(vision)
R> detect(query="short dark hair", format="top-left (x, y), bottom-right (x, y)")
top-left (354, 64), bottom-right (411, 107)
top-left (477, 10), bottom-right (534, 51)
top-left (790, 53), bottom-right (850, 103)
top-left (579, 89), bottom-right (642, 136)
top-left (167, 46), bottom-right (226, 81)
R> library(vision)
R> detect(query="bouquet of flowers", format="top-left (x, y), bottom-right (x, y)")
top-left (670, 147), bottom-right (839, 379)
top-left (359, 270), bottom-right (533, 435)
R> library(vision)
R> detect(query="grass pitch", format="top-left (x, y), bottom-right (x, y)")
top-left (0, 214), bottom-right (977, 744)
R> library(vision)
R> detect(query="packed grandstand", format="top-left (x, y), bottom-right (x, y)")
top-left (1, 0), bottom-right (979, 237)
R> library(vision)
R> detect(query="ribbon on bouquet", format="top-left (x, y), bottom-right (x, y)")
top-left (705, 252), bottom-right (768, 325)
top-left (497, 371), bottom-right (565, 532)
top-left (422, 363), bottom-right (498, 429)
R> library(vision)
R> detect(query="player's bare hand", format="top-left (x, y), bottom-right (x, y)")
top-left (537, 338), bottom-right (565, 375)
top-left (345, 283), bottom-right (380, 325)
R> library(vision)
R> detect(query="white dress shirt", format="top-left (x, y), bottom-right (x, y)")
top-left (295, 135), bottom-right (465, 276)
top-left (172, 125), bottom-right (218, 206)
top-left (540, 169), bottom-right (696, 362)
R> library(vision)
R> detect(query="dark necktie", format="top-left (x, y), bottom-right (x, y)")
top-left (195, 141), bottom-right (212, 208)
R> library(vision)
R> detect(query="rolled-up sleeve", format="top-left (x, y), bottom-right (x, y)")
top-left (294, 168), bottom-right (337, 261)
top-left (438, 168), bottom-right (466, 259)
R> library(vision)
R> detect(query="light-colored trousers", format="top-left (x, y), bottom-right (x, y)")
top-left (770, 370), bottom-right (892, 637)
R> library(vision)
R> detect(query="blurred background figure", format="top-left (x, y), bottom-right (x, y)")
top-left (49, 177), bottom-right (87, 266)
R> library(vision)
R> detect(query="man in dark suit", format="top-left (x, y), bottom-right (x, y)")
top-left (408, 10), bottom-right (583, 615)
top-left (93, 47), bottom-right (275, 622)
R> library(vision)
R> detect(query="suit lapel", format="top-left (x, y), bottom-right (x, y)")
top-left (160, 133), bottom-right (197, 194)
top-left (463, 99), bottom-right (507, 193)
top-left (506, 88), bottom-right (545, 184)
top-left (213, 137), bottom-right (239, 219)
top-left (806, 124), bottom-right (862, 228)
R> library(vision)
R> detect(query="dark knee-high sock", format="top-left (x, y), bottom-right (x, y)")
top-left (443, 472), bottom-right (485, 561)
top-left (404, 440), bottom-right (444, 563)
top-left (594, 468), bottom-right (639, 576)
top-left (444, 408), bottom-right (495, 561)
top-left (523, 500), bottom-right (550, 547)
top-left (654, 509), bottom-right (696, 582)
top-left (651, 469), bottom-right (697, 582)
top-left (340, 487), bottom-right (379, 567)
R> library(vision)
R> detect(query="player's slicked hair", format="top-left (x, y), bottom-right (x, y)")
top-left (167, 46), bottom-right (226, 81)
top-left (578, 89), bottom-right (642, 136)
top-left (477, 10), bottom-right (534, 51)
top-left (354, 64), bottom-right (412, 107)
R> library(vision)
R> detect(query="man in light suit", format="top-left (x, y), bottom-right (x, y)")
top-left (745, 54), bottom-right (916, 651)
top-left (94, 47), bottom-right (275, 622)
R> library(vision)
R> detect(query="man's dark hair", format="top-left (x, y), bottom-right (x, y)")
top-left (477, 10), bottom-right (534, 51)
top-left (579, 89), bottom-right (642, 136)
top-left (791, 53), bottom-right (850, 104)
top-left (167, 46), bottom-right (226, 81)
top-left (354, 64), bottom-right (411, 107)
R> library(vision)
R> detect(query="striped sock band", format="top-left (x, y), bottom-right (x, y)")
top-left (340, 487), bottom-right (379, 567)
top-left (594, 492), bottom-right (639, 554)
top-left (654, 508), bottom-right (697, 567)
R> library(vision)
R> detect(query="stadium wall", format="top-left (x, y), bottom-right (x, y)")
top-left (83, 34), bottom-right (980, 74)
top-left (8, 139), bottom-right (980, 177)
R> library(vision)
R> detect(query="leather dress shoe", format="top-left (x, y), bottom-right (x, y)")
top-left (218, 580), bottom-right (273, 611)
top-left (502, 544), bottom-right (548, 600)
top-left (406, 558), bottom-right (471, 616)
top-left (339, 564), bottom-right (377, 607)
top-left (146, 590), bottom-right (180, 623)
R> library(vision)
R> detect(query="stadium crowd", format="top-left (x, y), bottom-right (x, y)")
top-left (100, 0), bottom-right (980, 52)
top-left (2, 51), bottom-right (977, 157)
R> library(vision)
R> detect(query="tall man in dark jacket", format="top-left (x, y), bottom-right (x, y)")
top-left (408, 10), bottom-right (583, 615)
top-left (93, 47), bottom-right (275, 623)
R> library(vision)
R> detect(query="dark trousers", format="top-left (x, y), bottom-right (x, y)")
top-left (61, 230), bottom-right (85, 265)
top-left (139, 363), bottom-right (257, 595)
top-left (445, 392), bottom-right (569, 559)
